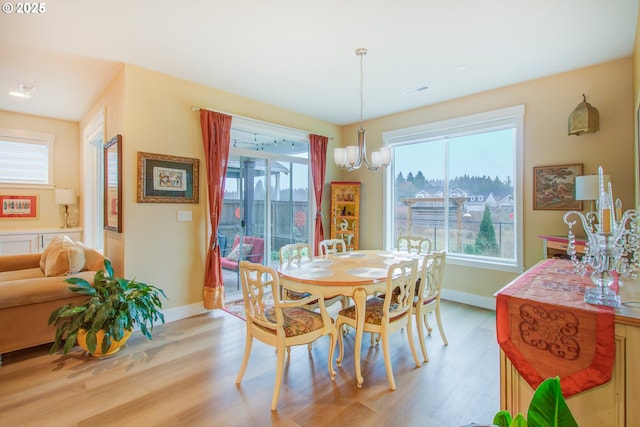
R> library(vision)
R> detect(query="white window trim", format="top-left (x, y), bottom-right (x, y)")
top-left (0, 127), bottom-right (55, 188)
top-left (382, 105), bottom-right (525, 273)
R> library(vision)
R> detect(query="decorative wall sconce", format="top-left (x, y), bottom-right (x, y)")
top-left (568, 94), bottom-right (599, 135)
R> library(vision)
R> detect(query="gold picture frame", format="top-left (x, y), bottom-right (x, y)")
top-left (137, 152), bottom-right (199, 204)
top-left (533, 163), bottom-right (583, 210)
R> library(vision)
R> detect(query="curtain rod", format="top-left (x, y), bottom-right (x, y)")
top-left (191, 105), bottom-right (333, 140)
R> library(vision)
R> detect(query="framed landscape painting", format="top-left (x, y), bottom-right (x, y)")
top-left (137, 152), bottom-right (199, 203)
top-left (533, 164), bottom-right (583, 210)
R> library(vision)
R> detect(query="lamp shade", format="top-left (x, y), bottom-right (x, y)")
top-left (575, 175), bottom-right (609, 200)
top-left (55, 188), bottom-right (77, 205)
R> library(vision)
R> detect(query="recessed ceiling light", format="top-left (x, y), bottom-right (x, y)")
top-left (9, 83), bottom-right (36, 99)
top-left (457, 64), bottom-right (470, 70)
top-left (402, 85), bottom-right (430, 96)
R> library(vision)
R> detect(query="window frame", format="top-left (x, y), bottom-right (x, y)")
top-left (0, 127), bottom-right (55, 188)
top-left (382, 105), bottom-right (525, 273)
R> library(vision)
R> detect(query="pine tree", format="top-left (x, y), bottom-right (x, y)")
top-left (475, 205), bottom-right (499, 256)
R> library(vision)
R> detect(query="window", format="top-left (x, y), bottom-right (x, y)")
top-left (0, 128), bottom-right (55, 186)
top-left (383, 105), bottom-right (524, 272)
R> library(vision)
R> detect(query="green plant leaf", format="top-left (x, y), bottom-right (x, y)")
top-left (511, 414), bottom-right (527, 427)
top-left (527, 377), bottom-right (578, 427)
top-left (493, 410), bottom-right (513, 427)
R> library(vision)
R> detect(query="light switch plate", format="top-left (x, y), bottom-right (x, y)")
top-left (177, 210), bottom-right (192, 222)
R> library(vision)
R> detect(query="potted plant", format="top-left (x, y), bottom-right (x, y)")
top-left (48, 259), bottom-right (167, 357)
top-left (492, 377), bottom-right (578, 427)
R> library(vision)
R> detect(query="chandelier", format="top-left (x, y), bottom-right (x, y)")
top-left (334, 48), bottom-right (391, 171)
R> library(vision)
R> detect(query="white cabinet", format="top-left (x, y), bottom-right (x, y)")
top-left (0, 228), bottom-right (83, 255)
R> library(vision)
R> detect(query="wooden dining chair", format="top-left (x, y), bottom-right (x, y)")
top-left (413, 250), bottom-right (448, 362)
top-left (235, 260), bottom-right (337, 411)
top-left (318, 238), bottom-right (347, 258)
top-left (396, 235), bottom-right (432, 254)
top-left (332, 259), bottom-right (422, 390)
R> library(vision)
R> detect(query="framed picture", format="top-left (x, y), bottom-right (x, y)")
top-left (533, 164), bottom-right (583, 210)
top-left (137, 152), bottom-right (199, 203)
top-left (0, 195), bottom-right (37, 218)
top-left (104, 135), bottom-right (122, 232)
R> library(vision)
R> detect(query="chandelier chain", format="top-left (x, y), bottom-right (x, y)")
top-left (359, 49), bottom-right (365, 127)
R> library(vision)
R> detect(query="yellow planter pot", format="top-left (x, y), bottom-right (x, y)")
top-left (77, 329), bottom-right (132, 358)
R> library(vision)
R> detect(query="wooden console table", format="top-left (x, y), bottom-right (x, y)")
top-left (538, 234), bottom-right (586, 259)
top-left (497, 259), bottom-right (640, 427)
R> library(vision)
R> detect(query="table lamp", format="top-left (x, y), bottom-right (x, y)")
top-left (55, 188), bottom-right (77, 228)
top-left (575, 174), bottom-right (609, 212)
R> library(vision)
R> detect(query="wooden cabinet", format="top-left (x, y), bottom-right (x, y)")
top-left (330, 181), bottom-right (360, 251)
top-left (499, 263), bottom-right (640, 427)
top-left (0, 228), bottom-right (83, 255)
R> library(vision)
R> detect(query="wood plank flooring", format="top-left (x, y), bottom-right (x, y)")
top-left (0, 300), bottom-right (498, 427)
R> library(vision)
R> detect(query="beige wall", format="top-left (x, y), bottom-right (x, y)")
top-left (337, 57), bottom-right (635, 301)
top-left (0, 111), bottom-right (80, 230)
top-left (81, 64), bottom-right (341, 309)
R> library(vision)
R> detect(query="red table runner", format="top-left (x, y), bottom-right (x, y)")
top-left (496, 259), bottom-right (615, 397)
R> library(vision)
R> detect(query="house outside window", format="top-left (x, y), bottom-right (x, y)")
top-left (383, 105), bottom-right (524, 272)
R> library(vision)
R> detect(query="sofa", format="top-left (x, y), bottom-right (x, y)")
top-left (220, 235), bottom-right (265, 270)
top-left (0, 236), bottom-right (108, 363)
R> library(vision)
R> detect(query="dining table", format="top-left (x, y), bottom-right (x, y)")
top-left (277, 249), bottom-right (422, 387)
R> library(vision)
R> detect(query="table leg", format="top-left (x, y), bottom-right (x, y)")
top-left (352, 287), bottom-right (367, 388)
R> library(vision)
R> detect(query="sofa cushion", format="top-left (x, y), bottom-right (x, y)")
top-left (0, 267), bottom-right (44, 282)
top-left (0, 271), bottom-right (95, 309)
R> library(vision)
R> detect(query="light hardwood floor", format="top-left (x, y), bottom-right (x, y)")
top-left (0, 300), bottom-right (498, 427)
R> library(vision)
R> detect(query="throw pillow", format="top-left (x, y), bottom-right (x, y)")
top-left (74, 241), bottom-right (106, 271)
top-left (44, 242), bottom-right (86, 277)
top-left (225, 244), bottom-right (253, 262)
top-left (40, 235), bottom-right (74, 272)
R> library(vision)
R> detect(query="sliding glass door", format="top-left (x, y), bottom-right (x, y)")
top-left (220, 124), bottom-right (310, 300)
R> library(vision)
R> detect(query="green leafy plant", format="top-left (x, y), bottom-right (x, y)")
top-left (493, 377), bottom-right (578, 427)
top-left (48, 259), bottom-right (167, 355)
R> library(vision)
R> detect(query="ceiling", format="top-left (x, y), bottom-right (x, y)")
top-left (0, 0), bottom-right (638, 126)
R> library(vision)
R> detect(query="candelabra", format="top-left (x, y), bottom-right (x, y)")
top-left (563, 167), bottom-right (640, 308)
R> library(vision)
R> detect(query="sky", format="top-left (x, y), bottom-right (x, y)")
top-left (393, 128), bottom-right (514, 183)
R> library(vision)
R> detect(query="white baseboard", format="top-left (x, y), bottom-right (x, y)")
top-left (158, 292), bottom-right (495, 326)
top-left (162, 302), bottom-right (209, 323)
top-left (441, 289), bottom-right (496, 311)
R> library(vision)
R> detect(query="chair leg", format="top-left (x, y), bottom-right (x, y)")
top-left (381, 331), bottom-right (396, 391)
top-left (435, 303), bottom-right (448, 345)
top-left (405, 316), bottom-right (422, 368)
top-left (235, 333), bottom-right (253, 384)
top-left (424, 312), bottom-right (433, 334)
top-left (327, 326), bottom-right (337, 379)
top-left (271, 342), bottom-right (286, 411)
top-left (415, 311), bottom-right (429, 363)
top-left (335, 320), bottom-right (345, 367)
